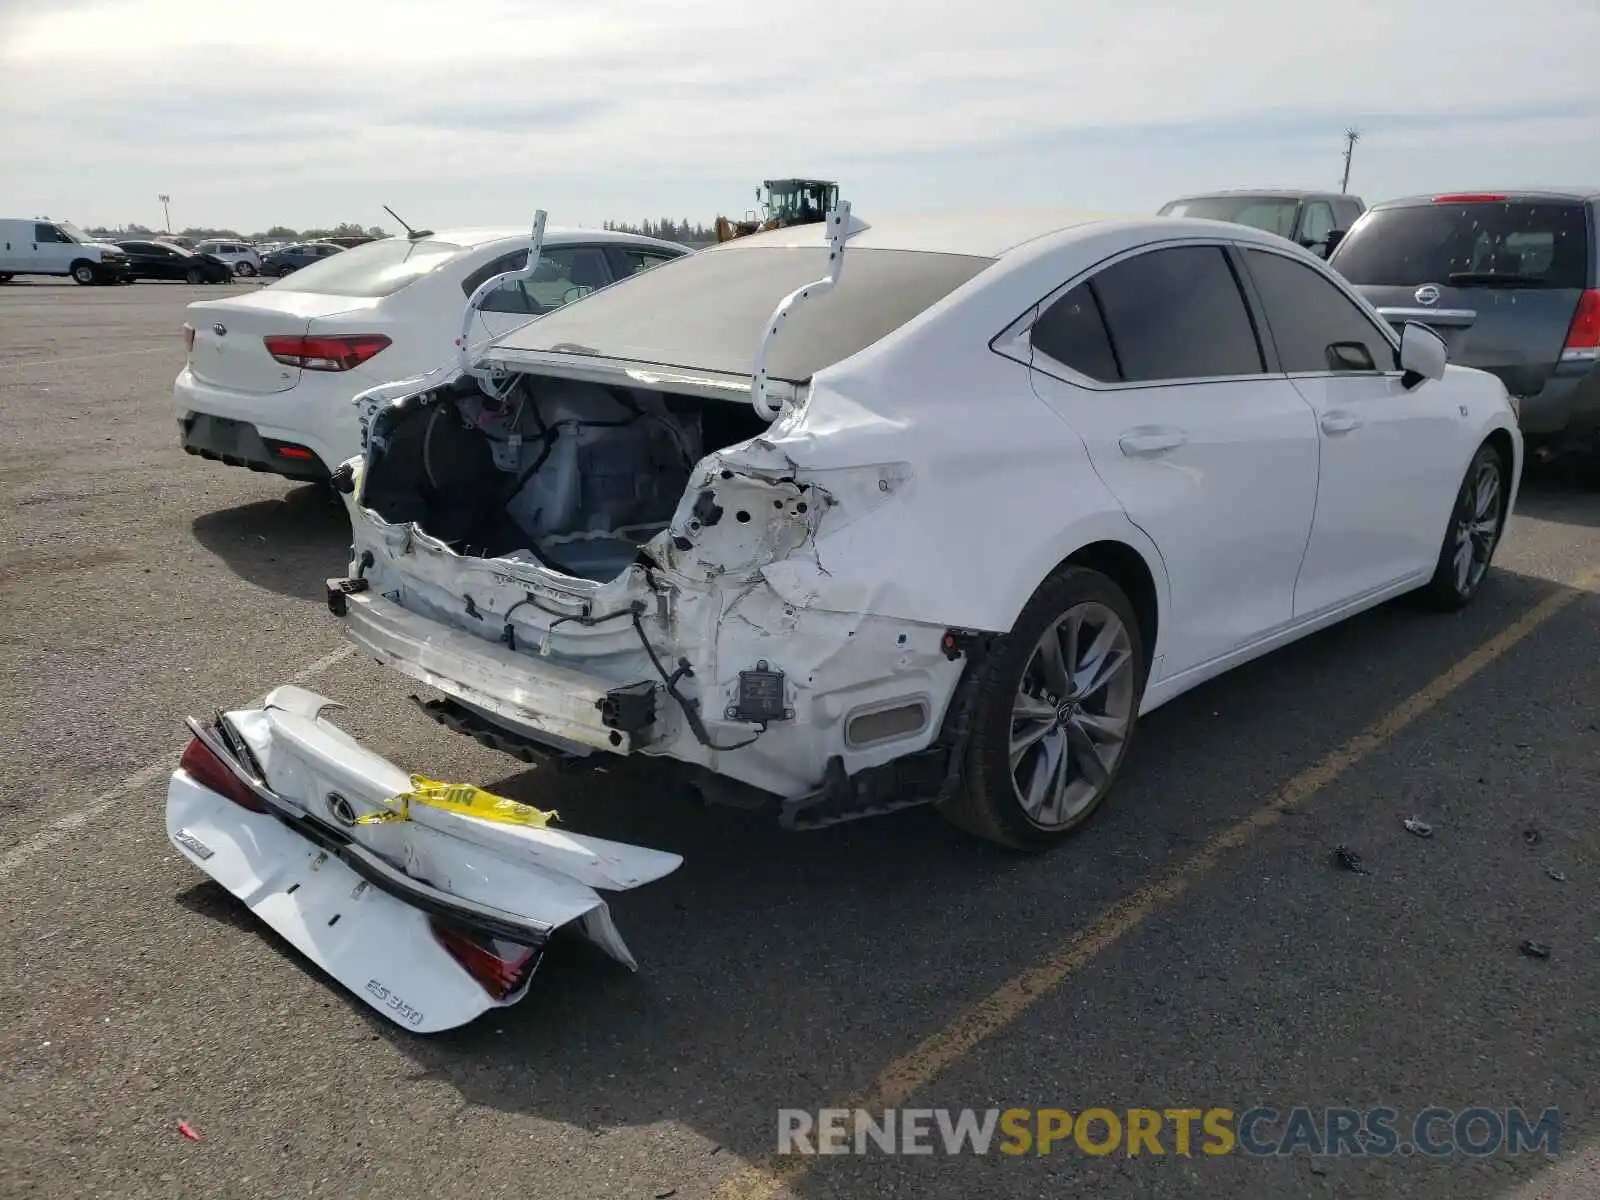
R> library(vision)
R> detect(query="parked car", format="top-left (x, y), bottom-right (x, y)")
top-left (323, 234), bottom-right (380, 248)
top-left (193, 239), bottom-right (264, 277)
top-left (0, 217), bottom-right (133, 284)
top-left (1328, 189), bottom-right (1600, 462)
top-left (174, 226), bottom-right (692, 481)
top-left (258, 242), bottom-right (348, 277)
top-left (319, 211), bottom-right (1521, 862)
top-left (116, 240), bottom-right (235, 284)
top-left (1158, 190), bottom-right (1365, 259)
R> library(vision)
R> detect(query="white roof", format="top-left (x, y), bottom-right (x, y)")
top-left (709, 210), bottom-right (1141, 259)
top-left (425, 226), bottom-right (692, 253)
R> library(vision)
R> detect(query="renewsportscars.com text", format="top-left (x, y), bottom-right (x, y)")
top-left (777, 1106), bottom-right (1562, 1158)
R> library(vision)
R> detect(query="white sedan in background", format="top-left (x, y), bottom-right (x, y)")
top-left (173, 227), bottom-right (692, 481)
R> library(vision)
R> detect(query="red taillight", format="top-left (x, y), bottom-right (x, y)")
top-left (1563, 290), bottom-right (1600, 362)
top-left (430, 919), bottom-right (539, 999)
top-left (263, 334), bottom-right (391, 372)
top-left (1432, 193), bottom-right (1508, 204)
top-left (182, 322), bottom-right (195, 353)
top-left (178, 732), bottom-right (268, 813)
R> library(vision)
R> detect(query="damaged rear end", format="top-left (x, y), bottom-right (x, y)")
top-left (328, 204), bottom-right (1001, 824)
top-left (166, 684), bottom-right (680, 1033)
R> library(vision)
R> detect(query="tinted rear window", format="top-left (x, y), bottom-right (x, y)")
top-left (269, 239), bottom-right (464, 297)
top-left (493, 246), bottom-right (994, 383)
top-left (1331, 201), bottom-right (1591, 289)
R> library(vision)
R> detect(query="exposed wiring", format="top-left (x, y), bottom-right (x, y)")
top-left (499, 591), bottom-right (633, 651)
top-left (629, 608), bottom-right (765, 751)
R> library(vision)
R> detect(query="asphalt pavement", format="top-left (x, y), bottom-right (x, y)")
top-left (2, 278), bottom-right (1598, 1200)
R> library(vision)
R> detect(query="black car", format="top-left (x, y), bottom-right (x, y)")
top-left (259, 242), bottom-right (345, 277)
top-left (1329, 190), bottom-right (1600, 461)
top-left (115, 240), bottom-right (234, 284)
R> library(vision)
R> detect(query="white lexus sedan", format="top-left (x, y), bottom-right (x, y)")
top-left (307, 209), bottom-right (1521, 849)
top-left (172, 226), bottom-right (692, 482)
top-left (165, 208), bottom-right (1522, 1031)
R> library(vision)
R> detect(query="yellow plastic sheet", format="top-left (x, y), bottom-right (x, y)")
top-left (357, 775), bottom-right (558, 828)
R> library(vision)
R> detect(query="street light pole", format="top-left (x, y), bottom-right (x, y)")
top-left (158, 193), bottom-right (172, 234)
top-left (1339, 129), bottom-right (1361, 194)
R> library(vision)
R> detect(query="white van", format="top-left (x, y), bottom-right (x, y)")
top-left (192, 239), bottom-right (264, 277)
top-left (0, 218), bottom-right (134, 284)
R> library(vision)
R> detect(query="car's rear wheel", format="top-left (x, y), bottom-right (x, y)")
top-left (941, 566), bottom-right (1147, 849)
top-left (71, 262), bottom-right (97, 285)
top-left (1415, 442), bottom-right (1509, 611)
top-left (185, 268), bottom-right (204, 284)
top-left (234, 261), bottom-right (256, 277)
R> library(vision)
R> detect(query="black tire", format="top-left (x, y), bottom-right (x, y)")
top-left (185, 268), bottom-right (204, 285)
top-left (70, 261), bottom-right (97, 285)
top-left (1414, 441), bottom-right (1509, 611)
top-left (0, 273), bottom-right (13, 283)
top-left (234, 261), bottom-right (256, 277)
top-left (939, 565), bottom-right (1148, 849)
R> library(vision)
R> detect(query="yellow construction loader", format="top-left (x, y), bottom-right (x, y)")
top-left (715, 179), bottom-right (840, 242)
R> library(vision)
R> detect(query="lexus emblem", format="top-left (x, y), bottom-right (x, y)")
top-left (213, 322), bottom-right (227, 336)
top-left (326, 792), bottom-right (358, 826)
top-left (1413, 284), bottom-right (1441, 307)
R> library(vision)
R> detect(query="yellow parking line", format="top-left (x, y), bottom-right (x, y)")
top-left (715, 571), bottom-right (1599, 1200)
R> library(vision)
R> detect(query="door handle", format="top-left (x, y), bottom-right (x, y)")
top-left (1320, 411), bottom-right (1361, 435)
top-left (1118, 427), bottom-right (1188, 457)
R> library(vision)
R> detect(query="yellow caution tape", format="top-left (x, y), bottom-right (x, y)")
top-left (357, 775), bottom-right (558, 828)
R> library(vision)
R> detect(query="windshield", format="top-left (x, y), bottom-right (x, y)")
top-left (267, 238), bottom-right (465, 298)
top-left (492, 245), bottom-right (995, 383)
top-left (58, 221), bottom-right (92, 243)
top-left (1158, 197), bottom-right (1300, 238)
top-left (1330, 201), bottom-right (1591, 289)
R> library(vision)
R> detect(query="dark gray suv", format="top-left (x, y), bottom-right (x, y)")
top-left (1329, 190), bottom-right (1600, 460)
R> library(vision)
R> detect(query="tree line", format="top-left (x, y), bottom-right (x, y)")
top-left (83, 222), bottom-right (387, 242)
top-left (603, 218), bottom-right (718, 243)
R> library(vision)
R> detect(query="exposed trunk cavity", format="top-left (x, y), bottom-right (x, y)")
top-left (360, 374), bottom-right (771, 582)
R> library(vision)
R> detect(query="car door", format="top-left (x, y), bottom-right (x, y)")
top-left (1024, 241), bottom-right (1321, 680)
top-left (35, 223), bottom-right (76, 273)
top-left (1235, 244), bottom-right (1465, 616)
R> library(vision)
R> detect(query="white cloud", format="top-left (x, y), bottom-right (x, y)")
top-left (1, 0), bottom-right (1596, 231)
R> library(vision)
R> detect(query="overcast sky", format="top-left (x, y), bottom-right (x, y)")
top-left (2, 0), bottom-right (1597, 234)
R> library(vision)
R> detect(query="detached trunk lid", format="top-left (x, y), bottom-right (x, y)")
top-left (185, 291), bottom-right (380, 395)
top-left (1332, 196), bottom-right (1593, 397)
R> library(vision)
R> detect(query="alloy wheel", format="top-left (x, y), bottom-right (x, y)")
top-left (1008, 601), bottom-right (1137, 830)
top-left (1452, 457), bottom-right (1503, 596)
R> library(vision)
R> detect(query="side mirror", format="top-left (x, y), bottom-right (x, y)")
top-left (1398, 321), bottom-right (1447, 388)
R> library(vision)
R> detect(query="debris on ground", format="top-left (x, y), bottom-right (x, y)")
top-left (1333, 846), bottom-right (1371, 875)
top-left (1402, 817), bottom-right (1434, 839)
top-left (1523, 826), bottom-right (1543, 846)
top-left (177, 1121), bottom-right (202, 1142)
top-left (1520, 941), bottom-right (1552, 960)
top-left (1544, 867), bottom-right (1568, 883)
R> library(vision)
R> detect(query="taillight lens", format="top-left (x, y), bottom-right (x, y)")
top-left (1562, 290), bottom-right (1600, 362)
top-left (263, 334), bottom-right (391, 372)
top-left (430, 918), bottom-right (540, 999)
top-left (178, 731), bottom-right (269, 813)
top-left (1432, 193), bottom-right (1508, 204)
top-left (182, 322), bottom-right (195, 353)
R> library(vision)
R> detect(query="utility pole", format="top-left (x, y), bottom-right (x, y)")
top-left (1340, 129), bottom-right (1361, 194)
top-left (158, 193), bottom-right (172, 234)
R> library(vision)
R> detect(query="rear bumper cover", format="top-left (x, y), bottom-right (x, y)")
top-left (180, 412), bottom-right (330, 480)
top-left (1512, 364), bottom-right (1600, 442)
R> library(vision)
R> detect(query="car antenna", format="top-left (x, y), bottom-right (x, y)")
top-left (383, 205), bottom-right (433, 241)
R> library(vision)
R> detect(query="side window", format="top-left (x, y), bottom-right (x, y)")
top-left (481, 246), bottom-right (615, 315)
top-left (1299, 202), bottom-right (1336, 248)
top-left (1030, 282), bottom-right (1119, 382)
top-left (1242, 248), bottom-right (1396, 374)
top-left (1334, 199), bottom-right (1364, 230)
top-left (1088, 246), bottom-right (1265, 382)
top-left (618, 248), bottom-right (678, 277)
top-left (35, 223), bottom-right (69, 243)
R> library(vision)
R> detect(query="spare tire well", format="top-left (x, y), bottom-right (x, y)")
top-left (1061, 541), bottom-right (1158, 662)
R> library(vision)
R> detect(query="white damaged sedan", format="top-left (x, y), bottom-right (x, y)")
top-left (168, 205), bottom-right (1521, 1030)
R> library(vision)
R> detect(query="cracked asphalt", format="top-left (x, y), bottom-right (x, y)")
top-left (2, 279), bottom-right (1598, 1200)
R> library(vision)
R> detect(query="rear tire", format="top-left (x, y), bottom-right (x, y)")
top-left (234, 261), bottom-right (256, 277)
top-left (1414, 442), bottom-right (1508, 611)
top-left (185, 268), bottom-right (204, 284)
top-left (71, 262), bottom-right (97, 285)
top-left (939, 566), bottom-right (1148, 849)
